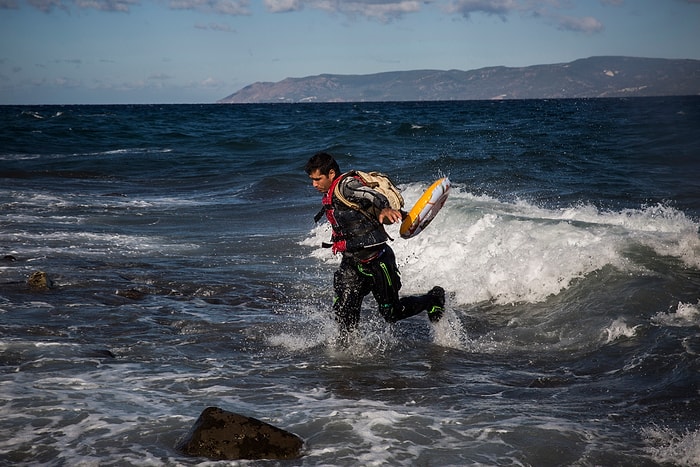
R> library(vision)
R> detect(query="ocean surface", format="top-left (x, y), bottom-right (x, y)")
top-left (1, 97), bottom-right (699, 466)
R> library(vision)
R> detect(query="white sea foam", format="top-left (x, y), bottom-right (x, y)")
top-left (1, 188), bottom-right (226, 216)
top-left (287, 398), bottom-right (435, 465)
top-left (430, 310), bottom-right (468, 349)
top-left (652, 300), bottom-right (700, 328)
top-left (303, 184), bottom-right (699, 307)
top-left (266, 302), bottom-right (337, 351)
top-left (644, 425), bottom-right (700, 466)
top-left (602, 318), bottom-right (641, 343)
top-left (32, 376), bottom-right (100, 390)
top-left (0, 153), bottom-right (42, 161)
top-left (0, 230), bottom-right (199, 257)
top-left (267, 303), bottom-right (408, 358)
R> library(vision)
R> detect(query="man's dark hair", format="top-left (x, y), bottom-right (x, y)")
top-left (305, 152), bottom-right (341, 176)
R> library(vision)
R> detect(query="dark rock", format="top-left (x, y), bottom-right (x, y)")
top-left (115, 288), bottom-right (148, 300)
top-left (88, 349), bottom-right (116, 359)
top-left (176, 407), bottom-right (304, 461)
top-left (27, 271), bottom-right (53, 290)
top-left (2, 255), bottom-right (17, 262)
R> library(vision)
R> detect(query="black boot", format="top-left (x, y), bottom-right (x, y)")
top-left (426, 286), bottom-right (445, 323)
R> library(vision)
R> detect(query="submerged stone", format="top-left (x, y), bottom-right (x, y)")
top-left (176, 407), bottom-right (304, 461)
top-left (115, 288), bottom-right (148, 300)
top-left (27, 271), bottom-right (53, 290)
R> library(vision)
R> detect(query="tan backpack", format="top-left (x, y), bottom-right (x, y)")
top-left (334, 170), bottom-right (404, 219)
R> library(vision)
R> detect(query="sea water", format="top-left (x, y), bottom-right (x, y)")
top-left (1, 98), bottom-right (699, 466)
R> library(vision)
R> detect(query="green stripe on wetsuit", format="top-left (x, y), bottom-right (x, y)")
top-left (357, 261), bottom-right (392, 287)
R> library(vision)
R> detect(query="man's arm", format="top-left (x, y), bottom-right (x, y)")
top-left (342, 177), bottom-right (402, 224)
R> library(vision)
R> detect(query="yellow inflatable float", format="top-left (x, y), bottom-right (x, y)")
top-left (399, 177), bottom-right (451, 239)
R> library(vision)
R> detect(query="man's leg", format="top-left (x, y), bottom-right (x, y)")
top-left (333, 257), bottom-right (368, 338)
top-left (401, 286), bottom-right (445, 323)
top-left (363, 247), bottom-right (445, 323)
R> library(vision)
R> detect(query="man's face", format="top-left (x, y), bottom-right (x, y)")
top-left (309, 169), bottom-right (336, 194)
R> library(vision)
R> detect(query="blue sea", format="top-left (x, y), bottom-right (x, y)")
top-left (1, 98), bottom-right (699, 466)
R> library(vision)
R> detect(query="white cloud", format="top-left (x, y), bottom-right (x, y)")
top-left (200, 77), bottom-right (224, 87)
top-left (263, 0), bottom-right (302, 13)
top-left (168, 0), bottom-right (251, 16)
top-left (442, 1), bottom-right (606, 35)
top-left (338, 0), bottom-right (422, 22)
top-left (443, 0), bottom-right (519, 19)
top-left (74, 0), bottom-right (139, 12)
top-left (265, 0), bottom-right (422, 22)
top-left (19, 0), bottom-right (138, 12)
top-left (181, 77), bottom-right (226, 89)
top-left (556, 15), bottom-right (604, 33)
top-left (53, 76), bottom-right (83, 87)
top-left (26, 0), bottom-right (68, 12)
top-left (15, 0), bottom-right (611, 34)
top-left (20, 0), bottom-right (252, 15)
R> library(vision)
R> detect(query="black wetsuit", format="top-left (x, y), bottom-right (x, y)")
top-left (324, 175), bottom-right (437, 336)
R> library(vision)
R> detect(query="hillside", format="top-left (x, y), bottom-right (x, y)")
top-left (218, 56), bottom-right (700, 103)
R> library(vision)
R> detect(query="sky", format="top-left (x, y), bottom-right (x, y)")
top-left (1, 0), bottom-right (699, 104)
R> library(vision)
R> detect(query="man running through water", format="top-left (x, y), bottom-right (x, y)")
top-left (305, 151), bottom-right (445, 343)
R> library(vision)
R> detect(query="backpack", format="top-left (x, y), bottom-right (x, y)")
top-left (334, 170), bottom-right (404, 216)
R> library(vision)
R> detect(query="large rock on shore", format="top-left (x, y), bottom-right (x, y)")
top-left (176, 407), bottom-right (304, 461)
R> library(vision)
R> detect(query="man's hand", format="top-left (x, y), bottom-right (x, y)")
top-left (378, 208), bottom-right (403, 225)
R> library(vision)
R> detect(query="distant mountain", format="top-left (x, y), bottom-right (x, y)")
top-left (218, 56), bottom-right (700, 103)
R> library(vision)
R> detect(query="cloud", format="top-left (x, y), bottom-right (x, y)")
top-left (555, 14), bottom-right (604, 33)
top-left (168, 0), bottom-right (251, 16)
top-left (26, 0), bottom-right (68, 12)
top-left (53, 76), bottom-right (83, 88)
top-left (442, 1), bottom-right (606, 34)
top-left (23, 0), bottom-right (139, 12)
top-left (13, 0), bottom-right (613, 33)
top-left (265, 0), bottom-right (625, 27)
top-left (444, 0), bottom-right (518, 19)
top-left (14, 0), bottom-right (137, 12)
top-left (265, 0), bottom-right (422, 22)
top-left (263, 0), bottom-right (301, 13)
top-left (74, 0), bottom-right (139, 11)
top-left (0, 0), bottom-right (19, 9)
top-left (194, 21), bottom-right (234, 31)
top-left (199, 77), bottom-right (224, 87)
top-left (18, 0), bottom-right (251, 14)
top-left (332, 1), bottom-right (422, 22)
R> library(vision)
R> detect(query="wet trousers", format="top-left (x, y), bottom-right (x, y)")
top-left (333, 246), bottom-right (434, 335)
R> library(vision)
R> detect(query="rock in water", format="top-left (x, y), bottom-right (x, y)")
top-left (176, 407), bottom-right (304, 460)
top-left (27, 271), bottom-right (53, 290)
